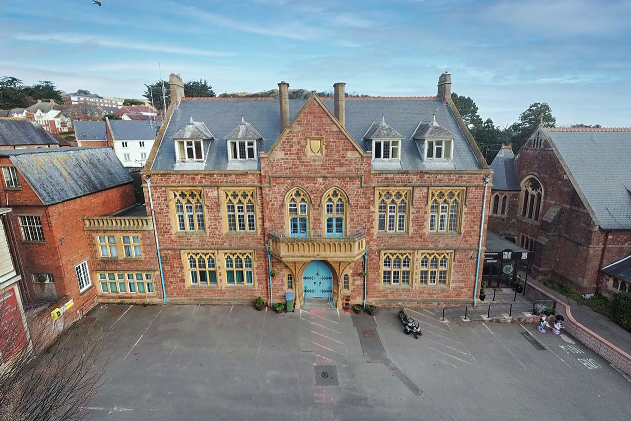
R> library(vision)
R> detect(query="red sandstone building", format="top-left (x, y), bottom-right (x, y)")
top-left (488, 127), bottom-right (631, 296)
top-left (141, 73), bottom-right (492, 309)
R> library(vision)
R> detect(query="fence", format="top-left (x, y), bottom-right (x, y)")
top-left (441, 302), bottom-right (516, 322)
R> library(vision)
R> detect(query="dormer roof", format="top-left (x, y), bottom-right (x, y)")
top-left (173, 116), bottom-right (213, 139)
top-left (364, 116), bottom-right (402, 140)
top-left (413, 114), bottom-right (455, 140)
top-left (226, 116), bottom-right (263, 140)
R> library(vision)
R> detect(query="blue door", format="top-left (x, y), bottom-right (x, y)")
top-left (290, 217), bottom-right (308, 237)
top-left (303, 261), bottom-right (333, 298)
top-left (326, 217), bottom-right (344, 237)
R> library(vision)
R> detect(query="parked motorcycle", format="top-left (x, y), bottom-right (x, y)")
top-left (398, 309), bottom-right (422, 339)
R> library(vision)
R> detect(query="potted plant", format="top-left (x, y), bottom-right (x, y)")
top-left (270, 269), bottom-right (277, 277)
top-left (479, 281), bottom-right (487, 301)
top-left (366, 305), bottom-right (378, 316)
top-left (273, 302), bottom-right (285, 314)
top-left (353, 304), bottom-right (363, 314)
top-left (515, 279), bottom-right (524, 293)
top-left (359, 270), bottom-right (366, 278)
top-left (544, 305), bottom-right (554, 316)
top-left (254, 296), bottom-right (265, 311)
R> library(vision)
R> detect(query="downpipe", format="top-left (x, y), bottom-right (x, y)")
top-left (267, 241), bottom-right (273, 307)
top-left (145, 177), bottom-right (168, 305)
top-left (363, 250), bottom-right (368, 309)
top-left (473, 175), bottom-right (491, 307)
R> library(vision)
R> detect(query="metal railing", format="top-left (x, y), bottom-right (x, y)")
top-left (268, 226), bottom-right (365, 238)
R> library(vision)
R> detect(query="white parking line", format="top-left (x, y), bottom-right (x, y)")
top-left (483, 323), bottom-right (527, 370)
top-left (123, 307), bottom-right (163, 361)
top-left (109, 305), bottom-right (132, 330)
top-left (423, 337), bottom-right (469, 355)
top-left (427, 346), bottom-right (478, 367)
top-left (519, 323), bottom-right (572, 369)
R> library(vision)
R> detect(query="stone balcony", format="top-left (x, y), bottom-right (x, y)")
top-left (84, 216), bottom-right (153, 231)
top-left (268, 227), bottom-right (366, 262)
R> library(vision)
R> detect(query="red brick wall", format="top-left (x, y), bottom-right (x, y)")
top-left (146, 98), bottom-right (492, 307)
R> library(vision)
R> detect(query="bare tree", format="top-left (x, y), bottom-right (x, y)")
top-left (0, 296), bottom-right (106, 421)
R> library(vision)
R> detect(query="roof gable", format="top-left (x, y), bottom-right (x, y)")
top-left (108, 120), bottom-right (161, 141)
top-left (489, 146), bottom-right (521, 191)
top-left (0, 119), bottom-right (59, 146)
top-left (173, 117), bottom-right (213, 139)
top-left (364, 116), bottom-right (403, 140)
top-left (74, 121), bottom-right (107, 141)
top-left (226, 116), bottom-right (263, 140)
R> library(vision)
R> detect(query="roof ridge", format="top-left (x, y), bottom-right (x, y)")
top-left (319, 96), bottom-right (438, 101)
top-left (547, 127), bottom-right (631, 132)
top-left (182, 97), bottom-right (274, 101)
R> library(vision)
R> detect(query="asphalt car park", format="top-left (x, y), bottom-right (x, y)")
top-left (83, 304), bottom-right (631, 421)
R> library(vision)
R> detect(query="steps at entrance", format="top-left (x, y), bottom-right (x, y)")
top-left (302, 297), bottom-right (334, 310)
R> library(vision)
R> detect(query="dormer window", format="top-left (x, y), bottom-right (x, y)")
top-left (178, 140), bottom-right (204, 161)
top-left (426, 139), bottom-right (452, 160)
top-left (373, 140), bottom-right (399, 160)
top-left (172, 116), bottom-right (214, 163)
top-left (364, 116), bottom-right (402, 161)
top-left (413, 114), bottom-right (456, 162)
top-left (229, 140), bottom-right (256, 160)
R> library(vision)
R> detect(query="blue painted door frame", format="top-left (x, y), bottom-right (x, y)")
top-left (303, 261), bottom-right (333, 298)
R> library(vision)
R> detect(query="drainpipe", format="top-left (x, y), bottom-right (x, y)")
top-left (363, 250), bottom-right (368, 309)
top-left (473, 175), bottom-right (491, 307)
top-left (145, 177), bottom-right (167, 305)
top-left (267, 241), bottom-right (273, 306)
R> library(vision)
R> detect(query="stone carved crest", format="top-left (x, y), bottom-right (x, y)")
top-left (306, 136), bottom-right (324, 157)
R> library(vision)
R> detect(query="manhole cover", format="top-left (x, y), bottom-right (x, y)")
top-left (109, 308), bottom-right (124, 318)
top-left (363, 329), bottom-right (375, 338)
top-left (314, 365), bottom-right (338, 386)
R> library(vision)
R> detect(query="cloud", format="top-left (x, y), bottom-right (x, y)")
top-left (12, 33), bottom-right (235, 57)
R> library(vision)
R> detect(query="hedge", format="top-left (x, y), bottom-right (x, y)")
top-left (612, 292), bottom-right (631, 333)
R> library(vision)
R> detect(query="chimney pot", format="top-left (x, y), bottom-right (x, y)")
top-left (278, 81), bottom-right (290, 131)
top-left (333, 82), bottom-right (346, 128)
top-left (437, 72), bottom-right (452, 103)
top-left (169, 73), bottom-right (185, 106)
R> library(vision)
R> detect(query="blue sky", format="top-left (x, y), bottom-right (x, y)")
top-left (1, 0), bottom-right (630, 126)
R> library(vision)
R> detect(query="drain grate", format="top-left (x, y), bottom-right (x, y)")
top-left (520, 332), bottom-right (546, 350)
top-left (363, 329), bottom-right (375, 338)
top-left (314, 365), bottom-right (339, 386)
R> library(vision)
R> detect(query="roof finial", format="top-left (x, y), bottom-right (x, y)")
top-left (241, 114), bottom-right (245, 123)
top-left (189, 115), bottom-right (193, 124)
top-left (382, 114), bottom-right (386, 124)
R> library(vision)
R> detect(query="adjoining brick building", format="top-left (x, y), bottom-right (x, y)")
top-left (488, 127), bottom-right (631, 295)
top-left (142, 73), bottom-right (492, 309)
top-left (0, 147), bottom-right (156, 323)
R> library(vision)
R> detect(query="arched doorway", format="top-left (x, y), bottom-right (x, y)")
top-left (303, 261), bottom-right (333, 298)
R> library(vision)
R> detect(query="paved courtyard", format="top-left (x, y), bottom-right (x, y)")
top-left (83, 304), bottom-right (631, 421)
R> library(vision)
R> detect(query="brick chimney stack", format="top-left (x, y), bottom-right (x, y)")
top-left (278, 81), bottom-right (289, 132)
top-left (169, 73), bottom-right (185, 106)
top-left (333, 82), bottom-right (346, 128)
top-left (437, 72), bottom-right (452, 103)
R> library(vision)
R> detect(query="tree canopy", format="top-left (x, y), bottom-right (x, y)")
top-left (143, 79), bottom-right (215, 110)
top-left (0, 77), bottom-right (63, 109)
top-left (123, 98), bottom-right (144, 106)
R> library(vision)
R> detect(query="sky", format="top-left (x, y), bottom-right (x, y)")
top-left (1, 0), bottom-right (630, 127)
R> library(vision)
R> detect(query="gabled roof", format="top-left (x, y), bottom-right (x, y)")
top-left (116, 105), bottom-right (155, 116)
top-left (489, 146), bottom-right (521, 191)
top-left (0, 118), bottom-right (59, 146)
top-left (108, 120), bottom-right (161, 141)
top-left (364, 116), bottom-right (402, 140)
top-left (173, 116), bottom-right (213, 139)
top-left (1, 148), bottom-right (132, 205)
top-left (602, 254), bottom-right (631, 284)
top-left (226, 116), bottom-right (262, 140)
top-left (413, 115), bottom-right (455, 140)
top-left (74, 121), bottom-right (106, 141)
top-left (151, 95), bottom-right (481, 171)
top-left (542, 127), bottom-right (631, 230)
top-left (26, 102), bottom-right (61, 113)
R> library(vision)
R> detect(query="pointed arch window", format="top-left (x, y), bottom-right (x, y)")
top-left (286, 188), bottom-right (310, 237)
top-left (381, 252), bottom-right (412, 286)
top-left (186, 252), bottom-right (217, 286)
top-left (520, 177), bottom-right (543, 221)
top-left (491, 193), bottom-right (509, 216)
top-left (429, 189), bottom-right (463, 233)
top-left (172, 190), bottom-right (205, 232)
top-left (222, 189), bottom-right (257, 233)
top-left (323, 188), bottom-right (348, 237)
top-left (419, 251), bottom-right (452, 286)
top-left (376, 189), bottom-right (410, 234)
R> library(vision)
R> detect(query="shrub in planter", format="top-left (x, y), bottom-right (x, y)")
top-left (366, 305), bottom-right (378, 316)
top-left (353, 304), bottom-right (363, 314)
top-left (254, 296), bottom-right (265, 311)
top-left (612, 291), bottom-right (631, 332)
top-left (273, 302), bottom-right (285, 313)
top-left (479, 281), bottom-right (487, 301)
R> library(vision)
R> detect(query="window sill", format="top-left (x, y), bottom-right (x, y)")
top-left (225, 231), bottom-right (259, 236)
top-left (21, 240), bottom-right (47, 245)
top-left (79, 284), bottom-right (93, 295)
top-left (427, 232), bottom-right (461, 236)
top-left (517, 216), bottom-right (540, 225)
top-left (3, 187), bottom-right (22, 191)
top-left (419, 284), bottom-right (451, 289)
top-left (375, 232), bottom-right (409, 236)
top-left (189, 284), bottom-right (219, 288)
top-left (225, 284), bottom-right (255, 288)
top-left (174, 231), bottom-right (207, 236)
top-left (381, 284), bottom-right (413, 289)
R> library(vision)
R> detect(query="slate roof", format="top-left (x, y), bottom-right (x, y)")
top-left (602, 254), bottom-right (631, 284)
top-left (226, 116), bottom-right (263, 140)
top-left (544, 128), bottom-right (631, 230)
top-left (485, 232), bottom-right (527, 254)
top-left (489, 146), bottom-right (521, 191)
top-left (108, 120), bottom-right (161, 141)
top-left (74, 121), bottom-right (106, 141)
top-left (413, 115), bottom-right (455, 140)
top-left (0, 148), bottom-right (133, 205)
top-left (0, 119), bottom-right (59, 146)
top-left (173, 117), bottom-right (213, 139)
top-left (26, 102), bottom-right (61, 113)
top-left (152, 96), bottom-right (481, 172)
top-left (364, 116), bottom-right (402, 140)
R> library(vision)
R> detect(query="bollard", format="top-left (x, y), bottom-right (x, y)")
top-left (464, 306), bottom-right (468, 320)
top-left (514, 290), bottom-right (517, 301)
top-left (442, 307), bottom-right (445, 321)
top-left (493, 288), bottom-right (496, 301)
top-left (509, 303), bottom-right (513, 317)
top-left (487, 304), bottom-right (491, 318)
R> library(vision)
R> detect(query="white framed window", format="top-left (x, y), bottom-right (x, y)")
top-left (121, 141), bottom-right (128, 148)
top-left (382, 252), bottom-right (412, 286)
top-left (19, 215), bottom-right (45, 242)
top-left (2, 166), bottom-right (20, 188)
top-left (176, 140), bottom-right (204, 162)
top-left (140, 152), bottom-right (147, 160)
top-left (123, 153), bottom-right (130, 161)
top-left (229, 140), bottom-right (256, 160)
top-left (139, 141), bottom-right (145, 148)
top-left (75, 260), bottom-right (92, 292)
top-left (122, 235), bottom-right (141, 257)
top-left (32, 273), bottom-right (54, 283)
top-left (373, 139), bottom-right (400, 160)
top-left (426, 139), bottom-right (452, 160)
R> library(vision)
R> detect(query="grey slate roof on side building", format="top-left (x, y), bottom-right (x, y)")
top-left (0, 119), bottom-right (59, 146)
top-left (74, 121), bottom-right (106, 141)
top-left (152, 97), bottom-right (481, 172)
top-left (602, 254), bottom-right (631, 284)
top-left (489, 147), bottom-right (521, 191)
top-left (544, 128), bottom-right (631, 230)
top-left (1, 148), bottom-right (133, 205)
top-left (108, 120), bottom-right (161, 140)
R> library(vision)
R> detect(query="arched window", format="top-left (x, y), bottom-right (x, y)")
top-left (381, 252), bottom-right (412, 286)
top-left (286, 188), bottom-right (310, 237)
top-left (419, 251), bottom-right (452, 286)
top-left (520, 177), bottom-right (543, 221)
top-left (429, 189), bottom-right (462, 233)
top-left (491, 193), bottom-right (509, 216)
top-left (322, 187), bottom-right (349, 237)
top-left (222, 189), bottom-right (256, 232)
top-left (492, 194), bottom-right (500, 215)
top-left (376, 189), bottom-right (409, 233)
top-left (172, 190), bottom-right (205, 232)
